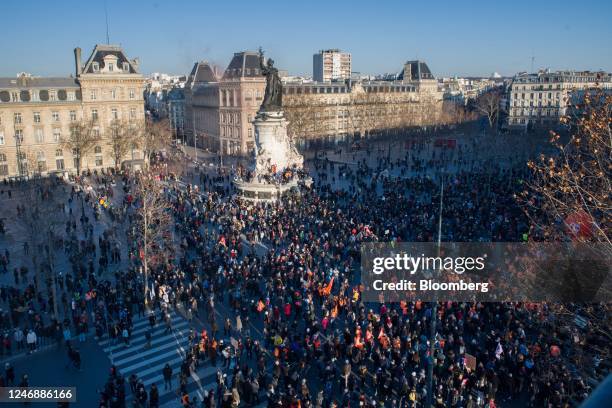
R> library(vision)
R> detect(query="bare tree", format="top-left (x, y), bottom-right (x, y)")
top-left (136, 117), bottom-right (172, 170)
top-left (61, 120), bottom-right (100, 176)
top-left (285, 98), bottom-right (318, 141)
top-left (474, 90), bottom-right (502, 129)
top-left (521, 89), bottom-right (611, 252)
top-left (134, 173), bottom-right (172, 306)
top-left (18, 177), bottom-right (67, 319)
top-left (107, 119), bottom-right (133, 170)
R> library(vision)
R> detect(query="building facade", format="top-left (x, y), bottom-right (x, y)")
top-left (184, 61), bottom-right (219, 152)
top-left (283, 60), bottom-right (443, 143)
top-left (440, 76), bottom-right (502, 105)
top-left (184, 52), bottom-right (266, 156)
top-left (313, 49), bottom-right (352, 82)
top-left (166, 87), bottom-right (185, 139)
top-left (507, 69), bottom-right (611, 129)
top-left (0, 44), bottom-right (144, 179)
top-left (143, 72), bottom-right (186, 119)
top-left (183, 56), bottom-right (443, 156)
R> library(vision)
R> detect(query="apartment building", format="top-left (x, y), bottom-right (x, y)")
top-left (507, 69), bottom-right (611, 129)
top-left (0, 44), bottom-right (144, 179)
top-left (313, 49), bottom-right (352, 82)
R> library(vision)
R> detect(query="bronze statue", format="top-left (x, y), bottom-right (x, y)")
top-left (259, 49), bottom-right (282, 112)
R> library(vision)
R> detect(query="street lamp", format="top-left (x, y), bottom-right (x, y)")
top-left (426, 173), bottom-right (444, 408)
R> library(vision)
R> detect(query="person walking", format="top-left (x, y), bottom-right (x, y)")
top-left (122, 326), bottom-right (130, 347)
top-left (144, 328), bottom-right (152, 349)
top-left (129, 373), bottom-right (138, 394)
top-left (63, 326), bottom-right (71, 346)
top-left (235, 315), bottom-right (242, 335)
top-left (14, 328), bottom-right (24, 351)
top-left (26, 329), bottom-right (37, 354)
top-left (163, 363), bottom-right (173, 391)
top-left (4, 363), bottom-right (15, 386)
top-left (149, 383), bottom-right (159, 408)
top-left (72, 348), bottom-right (81, 371)
top-left (164, 314), bottom-right (173, 334)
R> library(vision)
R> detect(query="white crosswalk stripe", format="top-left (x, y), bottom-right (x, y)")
top-left (96, 309), bottom-right (233, 406)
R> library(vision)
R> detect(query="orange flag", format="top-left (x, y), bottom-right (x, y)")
top-left (321, 277), bottom-right (334, 296)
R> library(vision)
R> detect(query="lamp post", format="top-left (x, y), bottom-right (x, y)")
top-left (14, 126), bottom-right (24, 178)
top-left (426, 174), bottom-right (444, 407)
top-left (191, 110), bottom-right (198, 163)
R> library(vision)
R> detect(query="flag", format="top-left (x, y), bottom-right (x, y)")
top-left (495, 342), bottom-right (503, 359)
top-left (565, 210), bottom-right (593, 239)
top-left (320, 277), bottom-right (334, 296)
top-left (464, 353), bottom-right (477, 370)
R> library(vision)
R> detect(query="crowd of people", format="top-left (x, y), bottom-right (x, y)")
top-left (0, 135), bottom-right (609, 407)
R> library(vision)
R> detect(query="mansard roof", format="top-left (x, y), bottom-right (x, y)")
top-left (223, 51), bottom-right (263, 79)
top-left (397, 60), bottom-right (435, 81)
top-left (0, 76), bottom-right (79, 89)
top-left (81, 44), bottom-right (139, 74)
top-left (186, 61), bottom-right (218, 89)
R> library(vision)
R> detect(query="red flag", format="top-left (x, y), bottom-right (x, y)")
top-left (565, 210), bottom-right (593, 239)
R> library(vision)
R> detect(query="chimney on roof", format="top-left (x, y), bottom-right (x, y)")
top-left (131, 58), bottom-right (139, 73)
top-left (403, 63), bottom-right (412, 84)
top-left (74, 47), bottom-right (82, 77)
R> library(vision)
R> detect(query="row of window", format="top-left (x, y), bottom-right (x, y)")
top-left (1, 128), bottom-right (63, 144)
top-left (510, 109), bottom-right (560, 117)
top-left (513, 92), bottom-right (560, 99)
top-left (220, 126), bottom-right (241, 139)
top-left (92, 61), bottom-right (130, 73)
top-left (0, 128), bottom-right (67, 145)
top-left (220, 89), bottom-right (262, 107)
top-left (0, 121), bottom-right (131, 145)
top-left (89, 88), bottom-right (136, 101)
top-left (0, 87), bottom-right (138, 104)
top-left (513, 84), bottom-right (562, 90)
top-left (220, 112), bottom-right (241, 125)
top-left (0, 89), bottom-right (77, 103)
top-left (510, 117), bottom-right (560, 125)
top-left (0, 147), bottom-right (101, 160)
top-left (225, 68), bottom-right (261, 77)
top-left (0, 146), bottom-right (106, 175)
top-left (511, 100), bottom-right (561, 107)
top-left (6, 107), bottom-right (139, 125)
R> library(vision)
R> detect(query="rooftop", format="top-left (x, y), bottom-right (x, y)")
top-left (223, 51), bottom-right (263, 79)
top-left (80, 44), bottom-right (140, 75)
top-left (397, 61), bottom-right (435, 81)
top-left (0, 76), bottom-right (79, 89)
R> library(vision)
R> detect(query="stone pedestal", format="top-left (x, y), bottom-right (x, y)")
top-left (234, 110), bottom-right (310, 202)
top-left (251, 111), bottom-right (303, 177)
top-left (234, 178), bottom-right (301, 202)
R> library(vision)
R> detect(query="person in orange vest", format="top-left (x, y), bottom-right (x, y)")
top-left (354, 332), bottom-right (364, 350)
top-left (181, 393), bottom-right (190, 407)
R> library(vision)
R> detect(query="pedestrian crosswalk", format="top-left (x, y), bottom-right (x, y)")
top-left (98, 311), bottom-right (208, 406)
top-left (96, 309), bottom-right (265, 406)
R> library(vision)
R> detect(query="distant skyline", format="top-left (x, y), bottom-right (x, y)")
top-left (1, 0), bottom-right (611, 79)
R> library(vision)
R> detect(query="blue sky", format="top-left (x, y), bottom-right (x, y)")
top-left (1, 0), bottom-right (611, 78)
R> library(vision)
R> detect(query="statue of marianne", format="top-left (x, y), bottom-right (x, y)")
top-left (259, 48), bottom-right (283, 112)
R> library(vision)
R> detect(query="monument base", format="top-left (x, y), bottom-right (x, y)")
top-left (233, 178), bottom-right (312, 202)
top-left (251, 112), bottom-right (303, 177)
